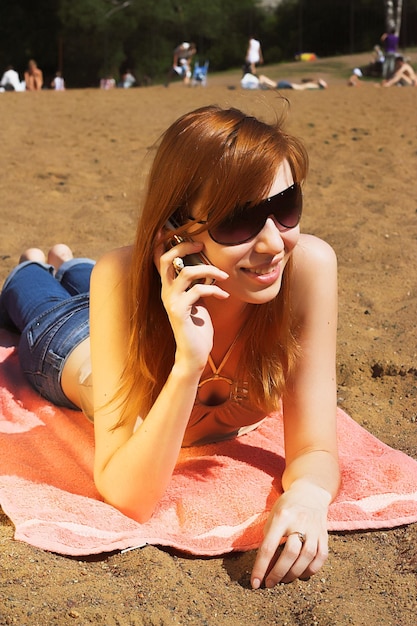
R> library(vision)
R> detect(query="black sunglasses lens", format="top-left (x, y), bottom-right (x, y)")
top-left (209, 183), bottom-right (302, 245)
top-left (210, 213), bottom-right (258, 245)
top-left (270, 183), bottom-right (302, 228)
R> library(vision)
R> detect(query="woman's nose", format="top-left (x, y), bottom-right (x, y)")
top-left (253, 216), bottom-right (286, 253)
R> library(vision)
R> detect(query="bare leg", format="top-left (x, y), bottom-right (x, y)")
top-left (258, 74), bottom-right (278, 89)
top-left (290, 79), bottom-right (327, 91)
top-left (290, 83), bottom-right (314, 90)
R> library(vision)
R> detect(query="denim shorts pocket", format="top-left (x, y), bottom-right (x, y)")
top-left (19, 294), bottom-right (89, 408)
top-left (25, 294), bottom-right (88, 352)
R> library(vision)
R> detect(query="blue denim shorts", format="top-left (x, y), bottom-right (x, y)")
top-left (0, 259), bottom-right (94, 409)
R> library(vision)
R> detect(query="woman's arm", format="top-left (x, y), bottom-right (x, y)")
top-left (252, 234), bottom-right (340, 588)
top-left (36, 70), bottom-right (43, 89)
top-left (91, 243), bottom-right (229, 522)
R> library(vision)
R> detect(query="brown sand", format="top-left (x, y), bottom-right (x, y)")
top-left (0, 53), bottom-right (416, 625)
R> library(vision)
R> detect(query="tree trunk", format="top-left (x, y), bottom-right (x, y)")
top-left (395, 0), bottom-right (403, 36)
top-left (384, 0), bottom-right (403, 35)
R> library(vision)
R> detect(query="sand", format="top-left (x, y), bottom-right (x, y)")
top-left (0, 53), bottom-right (416, 625)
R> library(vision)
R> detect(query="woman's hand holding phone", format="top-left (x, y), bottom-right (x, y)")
top-left (164, 218), bottom-right (214, 284)
top-left (155, 234), bottom-right (230, 374)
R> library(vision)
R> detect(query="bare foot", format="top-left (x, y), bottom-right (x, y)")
top-left (19, 248), bottom-right (46, 264)
top-left (47, 244), bottom-right (74, 271)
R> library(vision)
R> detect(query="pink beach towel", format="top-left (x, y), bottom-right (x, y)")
top-left (0, 329), bottom-right (416, 557)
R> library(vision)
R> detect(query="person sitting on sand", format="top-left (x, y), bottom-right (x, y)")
top-left (0, 65), bottom-right (25, 92)
top-left (382, 56), bottom-right (417, 87)
top-left (0, 105), bottom-right (340, 589)
top-left (24, 59), bottom-right (43, 91)
top-left (119, 69), bottom-right (136, 89)
top-left (347, 68), bottom-right (363, 86)
top-left (51, 71), bottom-right (65, 91)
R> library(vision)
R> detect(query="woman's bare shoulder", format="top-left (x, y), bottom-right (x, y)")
top-left (293, 234), bottom-right (337, 273)
top-left (291, 235), bottom-right (337, 315)
top-left (92, 246), bottom-right (133, 284)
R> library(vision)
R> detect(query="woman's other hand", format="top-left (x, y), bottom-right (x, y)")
top-left (251, 483), bottom-right (331, 588)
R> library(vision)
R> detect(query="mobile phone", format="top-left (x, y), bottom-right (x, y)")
top-left (165, 218), bottom-right (214, 285)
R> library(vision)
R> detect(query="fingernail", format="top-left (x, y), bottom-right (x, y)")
top-left (251, 578), bottom-right (261, 590)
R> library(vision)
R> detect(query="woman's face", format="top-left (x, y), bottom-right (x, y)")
top-left (192, 159), bottom-right (300, 306)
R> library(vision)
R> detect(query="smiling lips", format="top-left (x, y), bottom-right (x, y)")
top-left (247, 265), bottom-right (278, 276)
top-left (241, 261), bottom-right (281, 280)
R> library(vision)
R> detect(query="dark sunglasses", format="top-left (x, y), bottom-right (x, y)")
top-left (188, 183), bottom-right (302, 246)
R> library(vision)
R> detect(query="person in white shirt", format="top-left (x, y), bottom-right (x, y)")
top-left (119, 70), bottom-right (136, 88)
top-left (245, 36), bottom-right (263, 74)
top-left (0, 65), bottom-right (25, 92)
top-left (51, 71), bottom-right (65, 91)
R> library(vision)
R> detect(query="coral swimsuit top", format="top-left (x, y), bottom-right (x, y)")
top-left (78, 342), bottom-right (266, 447)
top-left (182, 390), bottom-right (265, 447)
top-left (181, 348), bottom-right (266, 447)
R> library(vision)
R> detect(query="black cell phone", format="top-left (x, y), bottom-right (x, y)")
top-left (165, 218), bottom-right (214, 285)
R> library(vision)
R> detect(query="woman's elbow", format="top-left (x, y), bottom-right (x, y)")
top-left (94, 472), bottom-right (156, 524)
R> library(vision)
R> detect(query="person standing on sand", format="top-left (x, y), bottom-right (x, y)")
top-left (380, 28), bottom-right (399, 78)
top-left (245, 36), bottom-right (263, 74)
top-left (0, 105), bottom-right (340, 589)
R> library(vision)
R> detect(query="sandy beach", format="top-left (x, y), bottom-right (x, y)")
top-left (0, 53), bottom-right (416, 625)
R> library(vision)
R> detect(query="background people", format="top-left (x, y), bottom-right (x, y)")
top-left (166, 42), bottom-right (197, 86)
top-left (382, 55), bottom-right (417, 86)
top-left (100, 76), bottom-right (116, 89)
top-left (119, 69), bottom-right (136, 88)
top-left (241, 70), bottom-right (327, 91)
top-left (0, 65), bottom-right (25, 91)
top-left (245, 36), bottom-right (263, 74)
top-left (347, 68), bottom-right (362, 86)
top-left (380, 28), bottom-right (399, 78)
top-left (51, 71), bottom-right (65, 90)
top-left (24, 59), bottom-right (43, 91)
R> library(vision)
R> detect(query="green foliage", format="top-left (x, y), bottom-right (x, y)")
top-left (58, 0), bottom-right (105, 31)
